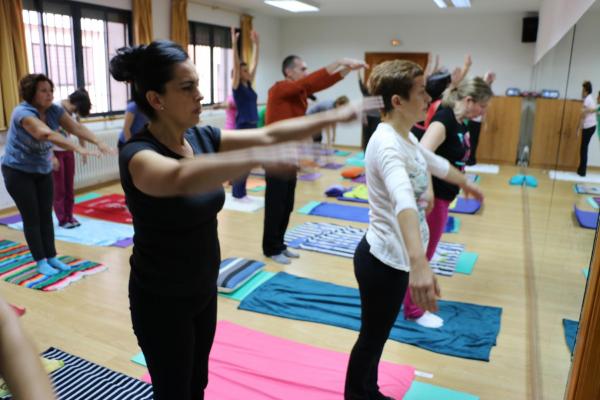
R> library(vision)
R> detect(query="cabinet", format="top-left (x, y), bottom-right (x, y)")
top-left (477, 96), bottom-right (522, 164)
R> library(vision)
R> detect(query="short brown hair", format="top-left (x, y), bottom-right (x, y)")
top-left (19, 74), bottom-right (54, 103)
top-left (583, 81), bottom-right (592, 95)
top-left (367, 60), bottom-right (423, 115)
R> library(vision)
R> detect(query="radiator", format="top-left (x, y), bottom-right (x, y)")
top-left (73, 128), bottom-right (120, 189)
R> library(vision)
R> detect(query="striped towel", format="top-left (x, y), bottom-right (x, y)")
top-left (11, 347), bottom-right (153, 400)
top-left (430, 242), bottom-right (465, 276)
top-left (285, 222), bottom-right (365, 258)
top-left (217, 258), bottom-right (265, 293)
top-left (0, 239), bottom-right (106, 291)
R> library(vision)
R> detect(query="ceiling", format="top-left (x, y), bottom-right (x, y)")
top-left (190, 0), bottom-right (546, 17)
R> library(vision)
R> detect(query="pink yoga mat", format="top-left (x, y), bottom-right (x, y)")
top-left (141, 321), bottom-right (414, 399)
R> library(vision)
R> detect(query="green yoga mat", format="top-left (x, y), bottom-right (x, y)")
top-left (131, 352), bottom-right (146, 367)
top-left (219, 270), bottom-right (276, 301)
top-left (455, 252), bottom-right (478, 275)
top-left (404, 381), bottom-right (479, 400)
top-left (74, 192), bottom-right (102, 204)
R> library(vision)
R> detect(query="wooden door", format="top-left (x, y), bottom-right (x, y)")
top-left (477, 96), bottom-right (522, 164)
top-left (530, 98), bottom-right (582, 169)
top-left (364, 52), bottom-right (429, 82)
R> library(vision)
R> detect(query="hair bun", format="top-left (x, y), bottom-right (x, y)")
top-left (109, 45), bottom-right (146, 82)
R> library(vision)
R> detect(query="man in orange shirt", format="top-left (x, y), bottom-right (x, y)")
top-left (263, 55), bottom-right (367, 264)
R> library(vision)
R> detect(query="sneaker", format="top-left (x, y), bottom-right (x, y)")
top-left (269, 253), bottom-right (291, 265)
top-left (59, 221), bottom-right (74, 229)
top-left (283, 249), bottom-right (300, 258)
top-left (69, 218), bottom-right (81, 227)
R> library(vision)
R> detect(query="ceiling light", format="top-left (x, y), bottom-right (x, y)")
top-left (264, 0), bottom-right (319, 13)
top-left (433, 0), bottom-right (448, 8)
top-left (450, 0), bottom-right (471, 8)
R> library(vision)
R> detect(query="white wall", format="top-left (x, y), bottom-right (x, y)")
top-left (279, 13), bottom-right (536, 146)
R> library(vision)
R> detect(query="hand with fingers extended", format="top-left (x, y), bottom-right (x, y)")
top-left (330, 96), bottom-right (383, 125)
top-left (338, 58), bottom-right (369, 71)
top-left (96, 141), bottom-right (117, 156)
top-left (409, 256), bottom-right (440, 313)
top-left (484, 71), bottom-right (496, 86)
top-left (230, 26), bottom-right (240, 43)
top-left (75, 145), bottom-right (100, 158)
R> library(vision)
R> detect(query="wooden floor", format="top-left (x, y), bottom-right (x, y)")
top-left (0, 154), bottom-right (593, 400)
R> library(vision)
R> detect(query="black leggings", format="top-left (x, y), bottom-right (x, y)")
top-left (262, 175), bottom-right (297, 256)
top-left (1, 165), bottom-right (56, 261)
top-left (345, 236), bottom-right (409, 400)
top-left (578, 126), bottom-right (596, 176)
top-left (129, 279), bottom-right (217, 400)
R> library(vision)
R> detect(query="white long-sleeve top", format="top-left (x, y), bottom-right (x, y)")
top-left (365, 122), bottom-right (450, 271)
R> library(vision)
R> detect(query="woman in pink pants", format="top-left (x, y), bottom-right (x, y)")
top-left (403, 77), bottom-right (493, 328)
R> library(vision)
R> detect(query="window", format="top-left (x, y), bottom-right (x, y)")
top-left (22, 0), bottom-right (131, 116)
top-left (188, 22), bottom-right (234, 105)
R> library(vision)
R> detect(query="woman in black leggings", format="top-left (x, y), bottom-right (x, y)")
top-left (1, 74), bottom-right (112, 275)
top-left (109, 40), bottom-right (372, 400)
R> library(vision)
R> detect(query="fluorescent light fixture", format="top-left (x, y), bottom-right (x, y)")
top-left (433, 0), bottom-right (471, 8)
top-left (264, 0), bottom-right (319, 13)
top-left (450, 0), bottom-right (471, 7)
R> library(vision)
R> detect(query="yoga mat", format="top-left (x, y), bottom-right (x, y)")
top-left (346, 158), bottom-right (365, 167)
top-left (334, 149), bottom-right (351, 156)
top-left (223, 193), bottom-right (264, 213)
top-left (9, 304), bottom-right (25, 317)
top-left (73, 192), bottom-right (102, 204)
top-left (404, 381), bottom-right (479, 400)
top-left (0, 214), bottom-right (22, 225)
top-left (574, 183), bottom-right (600, 195)
top-left (583, 267), bottom-right (589, 279)
top-left (449, 198), bottom-right (481, 214)
top-left (321, 162), bottom-right (344, 170)
top-left (219, 270), bottom-right (276, 301)
top-left (337, 196), bottom-right (368, 204)
top-left (298, 172), bottom-right (322, 181)
top-left (430, 242), bottom-right (464, 277)
top-left (285, 222), bottom-right (364, 258)
top-left (73, 194), bottom-right (132, 224)
top-left (445, 216), bottom-right (461, 233)
top-left (456, 252), bottom-right (478, 275)
top-left (139, 321), bottom-right (415, 400)
top-left (550, 170), bottom-right (600, 183)
top-left (464, 164), bottom-right (499, 174)
top-left (586, 196), bottom-right (600, 209)
top-left (563, 319), bottom-right (579, 354)
top-left (6, 215), bottom-right (133, 247)
top-left (239, 272), bottom-right (502, 361)
top-left (352, 175), bottom-right (367, 183)
top-left (574, 205), bottom-right (598, 229)
top-left (40, 347), bottom-right (153, 399)
top-left (0, 239), bottom-right (106, 291)
top-left (297, 201), bottom-right (369, 223)
top-left (245, 177), bottom-right (266, 192)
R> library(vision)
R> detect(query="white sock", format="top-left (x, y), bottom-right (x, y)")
top-left (413, 311), bottom-right (444, 329)
top-left (283, 249), bottom-right (300, 258)
top-left (269, 253), bottom-right (291, 265)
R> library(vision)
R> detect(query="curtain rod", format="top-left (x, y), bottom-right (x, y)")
top-left (188, 0), bottom-right (251, 16)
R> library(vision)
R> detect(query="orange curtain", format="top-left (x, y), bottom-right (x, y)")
top-left (240, 14), bottom-right (253, 65)
top-left (170, 0), bottom-right (188, 49)
top-left (132, 0), bottom-right (153, 45)
top-left (0, 0), bottom-right (29, 130)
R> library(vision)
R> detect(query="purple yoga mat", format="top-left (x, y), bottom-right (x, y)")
top-left (574, 206), bottom-right (599, 229)
top-left (299, 173), bottom-right (322, 181)
top-left (0, 214), bottom-right (22, 225)
top-left (321, 163), bottom-right (344, 170)
top-left (112, 238), bottom-right (134, 247)
top-left (449, 198), bottom-right (481, 214)
top-left (319, 148), bottom-right (336, 155)
top-left (352, 176), bottom-right (366, 184)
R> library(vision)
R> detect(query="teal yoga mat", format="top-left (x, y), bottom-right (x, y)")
top-left (219, 270), bottom-right (276, 301)
top-left (455, 252), bottom-right (478, 275)
top-left (74, 192), bottom-right (102, 204)
top-left (404, 381), bottom-right (479, 400)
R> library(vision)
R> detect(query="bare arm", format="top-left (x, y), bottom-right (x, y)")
top-left (21, 117), bottom-right (94, 156)
top-left (59, 113), bottom-right (114, 155)
top-left (231, 27), bottom-right (241, 90)
top-left (420, 121), bottom-right (446, 152)
top-left (249, 30), bottom-right (259, 81)
top-left (0, 298), bottom-right (55, 399)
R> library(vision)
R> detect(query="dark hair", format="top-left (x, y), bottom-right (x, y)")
top-left (426, 71), bottom-right (452, 101)
top-left (19, 74), bottom-right (54, 103)
top-left (368, 60), bottom-right (423, 115)
top-left (68, 88), bottom-right (92, 117)
top-left (583, 81), bottom-right (592, 95)
top-left (109, 40), bottom-right (189, 119)
top-left (282, 55), bottom-right (300, 77)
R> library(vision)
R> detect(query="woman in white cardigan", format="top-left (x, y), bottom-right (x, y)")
top-left (344, 60), bottom-right (484, 400)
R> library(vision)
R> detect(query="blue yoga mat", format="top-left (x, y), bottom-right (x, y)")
top-left (450, 198), bottom-right (481, 214)
top-left (7, 215), bottom-right (133, 247)
top-left (239, 272), bottom-right (502, 361)
top-left (563, 319), bottom-right (578, 354)
top-left (298, 201), bottom-right (369, 223)
top-left (574, 205), bottom-right (598, 229)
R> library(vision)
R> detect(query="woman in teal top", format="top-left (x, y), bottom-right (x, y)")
top-left (1, 74), bottom-right (113, 275)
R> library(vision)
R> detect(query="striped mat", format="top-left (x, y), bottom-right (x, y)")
top-left (9, 347), bottom-right (153, 400)
top-left (285, 223), bottom-right (469, 276)
top-left (0, 239), bottom-right (106, 291)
